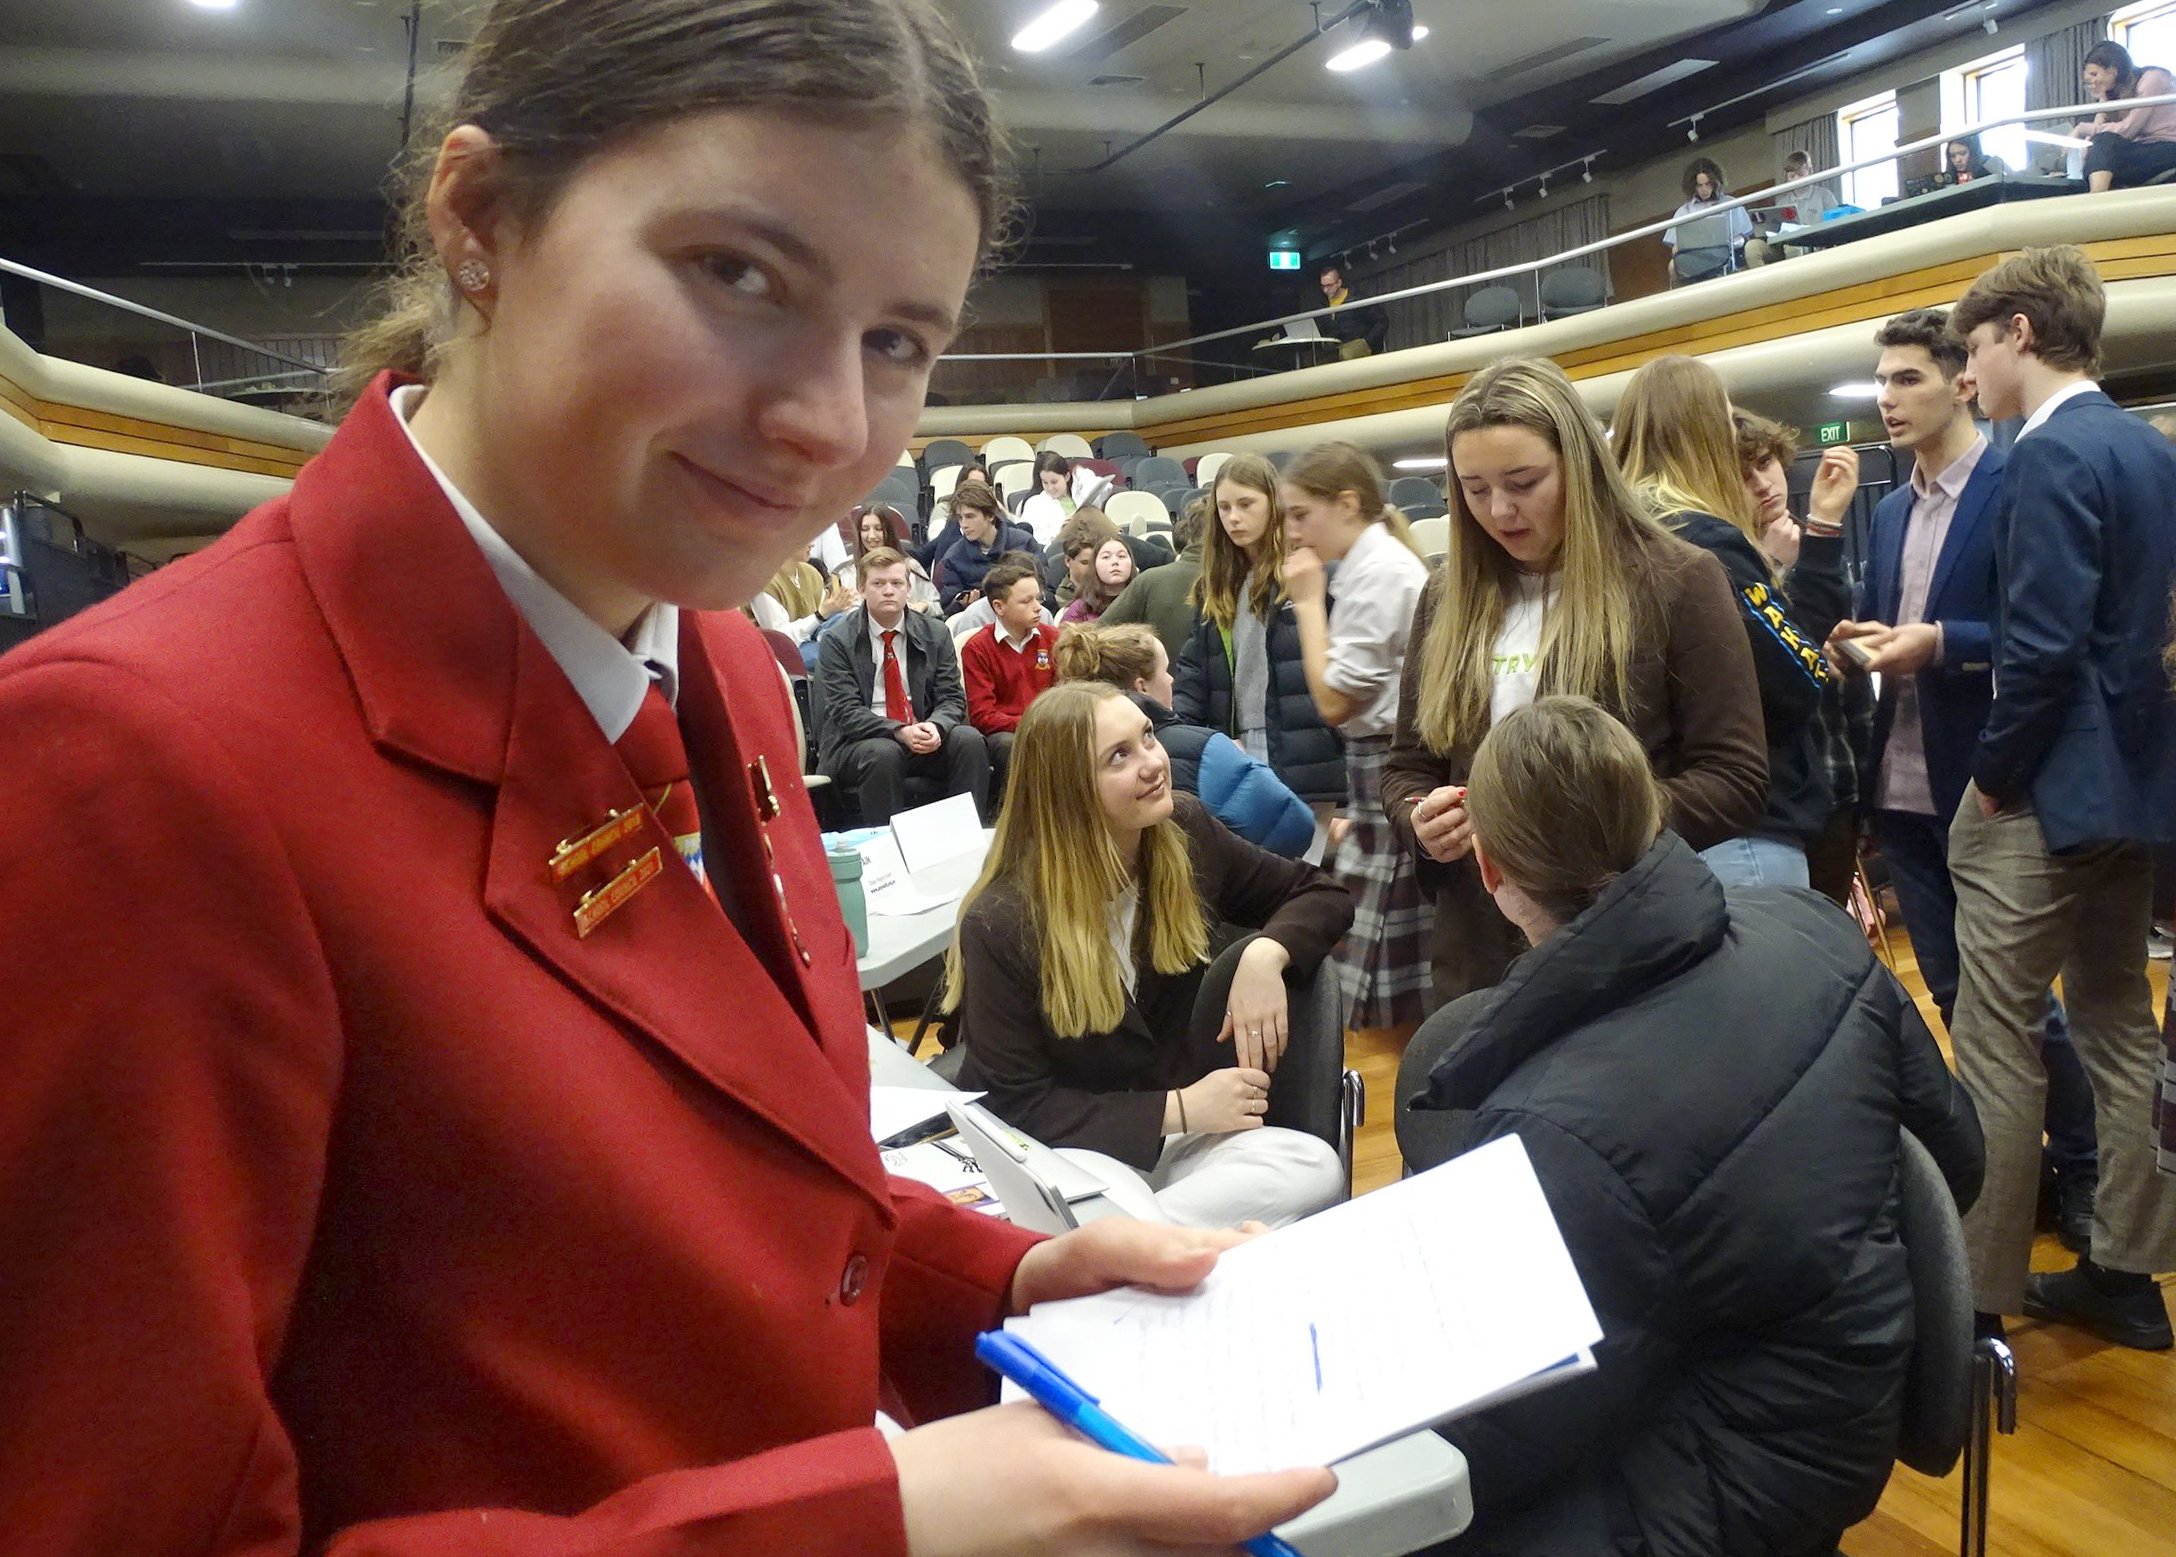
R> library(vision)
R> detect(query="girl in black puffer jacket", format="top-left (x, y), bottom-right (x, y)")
top-left (1398, 696), bottom-right (1982, 1557)
top-left (1171, 454), bottom-right (1344, 816)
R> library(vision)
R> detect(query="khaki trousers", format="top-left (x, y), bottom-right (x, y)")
top-left (1948, 782), bottom-right (2176, 1311)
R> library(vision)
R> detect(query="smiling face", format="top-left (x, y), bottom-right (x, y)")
top-left (1742, 456), bottom-right (1790, 527)
top-left (1091, 693), bottom-right (1172, 835)
top-left (425, 108), bottom-right (978, 627)
top-left (1451, 424), bottom-right (1567, 571)
top-left (1040, 468), bottom-right (1069, 498)
top-left (1876, 343), bottom-right (1974, 453)
top-left (859, 509), bottom-right (890, 552)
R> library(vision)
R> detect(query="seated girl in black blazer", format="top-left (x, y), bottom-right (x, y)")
top-left (949, 681), bottom-right (1353, 1228)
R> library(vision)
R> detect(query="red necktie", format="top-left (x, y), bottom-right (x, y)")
top-left (616, 684), bottom-right (717, 905)
top-left (881, 628), bottom-right (912, 723)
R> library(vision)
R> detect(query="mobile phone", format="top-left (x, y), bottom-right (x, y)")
top-left (1836, 636), bottom-right (1876, 672)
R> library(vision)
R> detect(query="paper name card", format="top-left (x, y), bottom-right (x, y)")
top-left (891, 791), bottom-right (983, 877)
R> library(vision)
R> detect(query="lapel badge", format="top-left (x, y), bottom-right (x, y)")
top-left (749, 755), bottom-right (783, 821)
top-left (572, 846), bottom-right (663, 938)
top-left (548, 806), bottom-right (646, 884)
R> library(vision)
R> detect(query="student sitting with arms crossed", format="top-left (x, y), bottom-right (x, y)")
top-left (949, 682), bottom-right (1353, 1228)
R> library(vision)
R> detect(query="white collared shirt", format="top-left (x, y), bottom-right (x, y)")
top-left (2016, 379), bottom-right (2099, 442)
top-left (388, 384), bottom-right (678, 742)
top-left (866, 608), bottom-right (914, 720)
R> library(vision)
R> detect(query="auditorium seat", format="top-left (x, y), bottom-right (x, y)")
top-left (1038, 432), bottom-right (1094, 459)
top-left (1540, 267), bottom-right (1608, 319)
top-left (1450, 284), bottom-right (1524, 337)
top-left (922, 438), bottom-right (974, 472)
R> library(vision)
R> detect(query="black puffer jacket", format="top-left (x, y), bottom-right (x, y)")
top-left (1170, 603), bottom-right (1344, 803)
top-left (1397, 834), bottom-right (1983, 1557)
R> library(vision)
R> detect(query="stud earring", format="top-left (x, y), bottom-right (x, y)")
top-left (455, 259), bottom-right (491, 293)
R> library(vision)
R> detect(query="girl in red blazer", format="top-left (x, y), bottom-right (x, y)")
top-left (0, 3), bottom-right (1334, 1554)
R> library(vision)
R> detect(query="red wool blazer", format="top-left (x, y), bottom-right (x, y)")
top-left (0, 377), bottom-right (1039, 1555)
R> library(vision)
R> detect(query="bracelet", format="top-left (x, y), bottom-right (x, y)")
top-left (1174, 1090), bottom-right (1189, 1134)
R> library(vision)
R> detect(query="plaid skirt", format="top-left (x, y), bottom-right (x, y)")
top-left (1329, 735), bottom-right (1430, 1030)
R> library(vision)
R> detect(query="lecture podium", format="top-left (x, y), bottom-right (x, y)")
top-left (868, 1030), bottom-right (1477, 1556)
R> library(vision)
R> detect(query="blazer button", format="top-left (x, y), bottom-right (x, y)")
top-left (838, 1252), bottom-right (870, 1306)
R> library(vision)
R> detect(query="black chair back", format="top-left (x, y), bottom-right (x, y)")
top-left (1894, 1129), bottom-right (1976, 1477)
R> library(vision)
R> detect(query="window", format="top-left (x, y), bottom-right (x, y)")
top-left (1944, 46), bottom-right (2030, 170)
top-left (2112, 2), bottom-right (2176, 70)
top-left (1838, 91), bottom-right (1900, 208)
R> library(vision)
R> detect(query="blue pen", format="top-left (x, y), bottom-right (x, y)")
top-left (976, 1330), bottom-right (1309, 1557)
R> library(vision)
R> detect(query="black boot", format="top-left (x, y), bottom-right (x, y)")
top-left (2024, 1259), bottom-right (2174, 1350)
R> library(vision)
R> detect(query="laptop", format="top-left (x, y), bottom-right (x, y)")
top-left (1278, 314), bottom-right (1324, 342)
top-left (945, 1101), bottom-right (1105, 1233)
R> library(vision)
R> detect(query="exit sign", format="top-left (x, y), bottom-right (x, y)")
top-left (1268, 248), bottom-right (1302, 272)
top-left (1816, 421), bottom-right (1852, 446)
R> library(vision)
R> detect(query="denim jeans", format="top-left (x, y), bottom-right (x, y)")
top-left (1698, 834), bottom-right (1811, 890)
top-left (1871, 808), bottom-right (2098, 1176)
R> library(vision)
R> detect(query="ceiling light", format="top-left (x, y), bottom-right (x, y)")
top-left (1012, 0), bottom-right (1099, 54)
top-left (1394, 456), bottom-right (1449, 470)
top-left (1327, 38), bottom-right (1393, 71)
top-left (187, 0), bottom-right (241, 9)
top-left (1504, 190), bottom-right (1514, 209)
top-left (1264, 178), bottom-right (1290, 188)
top-left (1829, 381), bottom-right (1882, 399)
top-left (1327, 0), bottom-right (1418, 72)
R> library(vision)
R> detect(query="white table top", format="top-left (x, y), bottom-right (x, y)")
top-left (855, 839), bottom-right (988, 991)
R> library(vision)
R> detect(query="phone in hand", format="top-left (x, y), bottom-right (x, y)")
top-left (1835, 636), bottom-right (1877, 672)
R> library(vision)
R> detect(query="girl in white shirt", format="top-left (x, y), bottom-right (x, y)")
top-left (1280, 441), bottom-right (1433, 1029)
top-left (1017, 450), bottom-right (1077, 544)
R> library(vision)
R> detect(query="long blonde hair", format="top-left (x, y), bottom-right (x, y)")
top-left (1416, 357), bottom-right (1671, 755)
top-left (1193, 453), bottom-right (1287, 631)
top-left (942, 683), bottom-right (1208, 1037)
top-left (1280, 440), bottom-right (1424, 557)
top-left (1614, 355), bottom-right (1762, 554)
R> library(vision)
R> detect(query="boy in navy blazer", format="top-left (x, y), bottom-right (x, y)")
top-left (1945, 247), bottom-right (2176, 1349)
top-left (1827, 309), bottom-right (2099, 1254)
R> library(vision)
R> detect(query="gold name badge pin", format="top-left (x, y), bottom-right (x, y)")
top-left (548, 806), bottom-right (647, 884)
top-left (572, 846), bottom-right (663, 938)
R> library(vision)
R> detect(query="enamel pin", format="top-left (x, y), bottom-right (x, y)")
top-left (547, 806), bottom-right (646, 884)
top-left (572, 846), bottom-right (664, 938)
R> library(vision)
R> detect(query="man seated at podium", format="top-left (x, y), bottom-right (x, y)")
top-left (813, 547), bottom-right (988, 825)
top-left (1396, 696), bottom-right (1983, 1557)
top-left (1318, 263), bottom-right (1388, 359)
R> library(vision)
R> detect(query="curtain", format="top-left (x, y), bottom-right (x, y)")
top-left (1350, 193), bottom-right (1612, 349)
top-left (2027, 17), bottom-right (2107, 112)
top-left (1771, 114), bottom-right (1843, 207)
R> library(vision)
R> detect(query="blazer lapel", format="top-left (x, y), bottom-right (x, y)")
top-left (1926, 460), bottom-right (1999, 613)
top-left (1871, 489), bottom-right (1911, 624)
top-left (296, 375), bottom-right (887, 1212)
top-left (484, 629), bottom-right (888, 1212)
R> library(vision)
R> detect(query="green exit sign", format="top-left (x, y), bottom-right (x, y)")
top-left (1268, 248), bottom-right (1302, 272)
top-left (1816, 421), bottom-right (1852, 446)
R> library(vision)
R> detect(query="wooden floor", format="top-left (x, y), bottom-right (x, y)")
top-left (1343, 928), bottom-right (2176, 1557)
